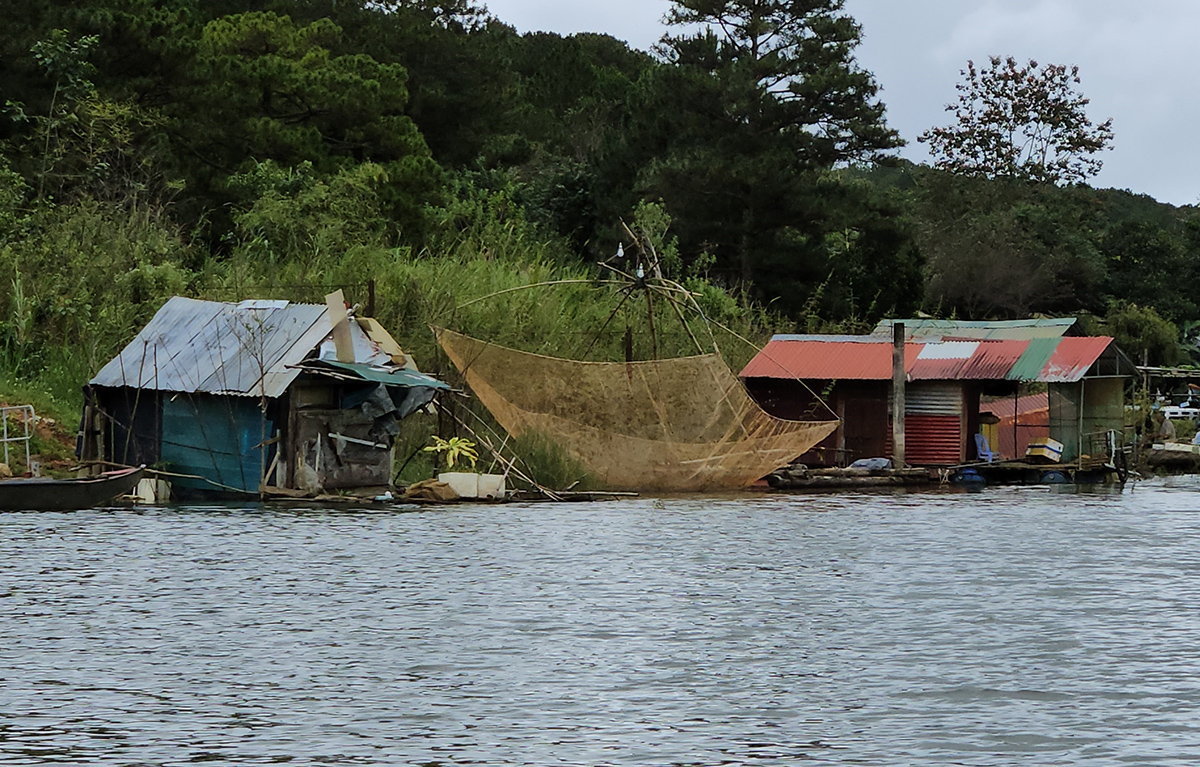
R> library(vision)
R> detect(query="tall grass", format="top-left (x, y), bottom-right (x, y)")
top-left (207, 176), bottom-right (775, 374)
top-left (0, 167), bottom-right (780, 487)
top-left (0, 197), bottom-right (195, 415)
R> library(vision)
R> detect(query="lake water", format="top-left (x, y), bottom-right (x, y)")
top-left (3, 479), bottom-right (1200, 765)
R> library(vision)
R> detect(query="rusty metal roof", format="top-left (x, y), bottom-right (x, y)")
top-left (741, 335), bottom-right (1119, 384)
top-left (908, 341), bottom-right (979, 380)
top-left (1039, 336), bottom-right (1117, 383)
top-left (958, 340), bottom-right (1031, 380)
top-left (91, 297), bottom-right (414, 398)
top-left (907, 340), bottom-right (1032, 380)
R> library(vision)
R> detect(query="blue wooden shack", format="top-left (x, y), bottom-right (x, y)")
top-left (81, 296), bottom-right (448, 498)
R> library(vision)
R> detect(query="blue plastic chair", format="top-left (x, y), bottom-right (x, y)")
top-left (975, 432), bottom-right (996, 463)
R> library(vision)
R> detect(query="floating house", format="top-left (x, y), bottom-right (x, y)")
top-left (741, 320), bottom-right (1135, 468)
top-left (81, 296), bottom-right (449, 498)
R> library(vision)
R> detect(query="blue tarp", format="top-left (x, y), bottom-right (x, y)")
top-left (161, 395), bottom-right (274, 494)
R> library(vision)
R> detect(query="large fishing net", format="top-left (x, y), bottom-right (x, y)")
top-left (436, 328), bottom-right (838, 492)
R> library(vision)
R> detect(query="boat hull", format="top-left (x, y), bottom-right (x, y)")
top-left (0, 466), bottom-right (145, 511)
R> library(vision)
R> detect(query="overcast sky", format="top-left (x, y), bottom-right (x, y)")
top-left (482, 0), bottom-right (1200, 207)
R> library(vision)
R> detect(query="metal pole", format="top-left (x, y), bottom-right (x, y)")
top-left (892, 323), bottom-right (906, 468)
top-left (23, 406), bottom-right (30, 472)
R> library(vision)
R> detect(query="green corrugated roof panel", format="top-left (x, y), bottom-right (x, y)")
top-left (323, 360), bottom-right (450, 390)
top-left (1007, 337), bottom-right (1061, 381)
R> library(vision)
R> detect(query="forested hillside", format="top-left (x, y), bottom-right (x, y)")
top-left (0, 0), bottom-right (1195, 415)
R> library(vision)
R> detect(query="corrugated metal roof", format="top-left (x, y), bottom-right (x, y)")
top-left (1007, 337), bottom-right (1060, 382)
top-left (740, 339), bottom-right (923, 380)
top-left (905, 340), bottom-right (1032, 380)
top-left (908, 341), bottom-right (980, 380)
top-left (770, 334), bottom-right (881, 343)
top-left (320, 360), bottom-right (450, 390)
top-left (259, 315), bottom-right (342, 398)
top-left (107, 298), bottom-right (226, 392)
top-left (1039, 336), bottom-right (1114, 383)
top-left (874, 318), bottom-right (1077, 341)
top-left (201, 304), bottom-right (329, 394)
top-left (741, 335), bottom-right (1118, 384)
top-left (91, 296), bottom-right (423, 398)
top-left (956, 340), bottom-right (1031, 380)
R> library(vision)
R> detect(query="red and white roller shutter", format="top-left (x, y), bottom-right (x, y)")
top-left (888, 383), bottom-right (965, 465)
top-left (906, 383), bottom-right (963, 465)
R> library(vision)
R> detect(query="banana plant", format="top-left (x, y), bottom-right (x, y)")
top-left (422, 436), bottom-right (479, 470)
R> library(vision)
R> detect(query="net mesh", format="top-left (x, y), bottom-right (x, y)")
top-left (437, 328), bottom-right (838, 492)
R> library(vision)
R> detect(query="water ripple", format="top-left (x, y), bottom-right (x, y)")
top-left (3, 480), bottom-right (1200, 764)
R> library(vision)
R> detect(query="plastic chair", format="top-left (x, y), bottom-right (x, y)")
top-left (975, 432), bottom-right (996, 463)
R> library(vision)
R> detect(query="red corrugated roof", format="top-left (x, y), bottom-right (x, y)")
top-left (907, 341), bottom-right (982, 380)
top-left (741, 336), bottom-right (1117, 383)
top-left (740, 340), bottom-right (923, 380)
top-left (1040, 336), bottom-right (1113, 382)
top-left (906, 340), bottom-right (1029, 380)
top-left (960, 340), bottom-right (1031, 380)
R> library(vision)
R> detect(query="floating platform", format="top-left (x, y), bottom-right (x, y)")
top-left (768, 465), bottom-right (936, 491)
top-left (952, 458), bottom-right (1124, 487)
top-left (768, 457), bottom-right (1125, 492)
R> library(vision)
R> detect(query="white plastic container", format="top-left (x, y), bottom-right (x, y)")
top-left (133, 478), bottom-right (172, 503)
top-left (437, 472), bottom-right (506, 499)
top-left (438, 472), bottom-right (478, 498)
top-left (476, 474), bottom-right (506, 499)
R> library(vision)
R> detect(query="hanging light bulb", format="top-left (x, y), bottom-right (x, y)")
top-left (616, 243), bottom-right (624, 259)
top-left (636, 264), bottom-right (645, 279)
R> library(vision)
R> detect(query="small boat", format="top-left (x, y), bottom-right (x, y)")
top-left (0, 465), bottom-right (146, 511)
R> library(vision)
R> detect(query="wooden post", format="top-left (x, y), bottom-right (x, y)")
top-left (837, 398), bottom-right (847, 467)
top-left (1078, 379), bottom-right (1086, 468)
top-left (367, 278), bottom-right (376, 318)
top-left (80, 404), bottom-right (93, 463)
top-left (892, 322), bottom-right (906, 468)
top-left (1013, 388), bottom-right (1019, 460)
top-left (325, 290), bottom-right (354, 363)
top-left (92, 407), bottom-right (105, 475)
top-left (285, 394), bottom-right (298, 490)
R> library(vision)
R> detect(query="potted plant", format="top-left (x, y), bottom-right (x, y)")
top-left (423, 437), bottom-right (506, 499)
